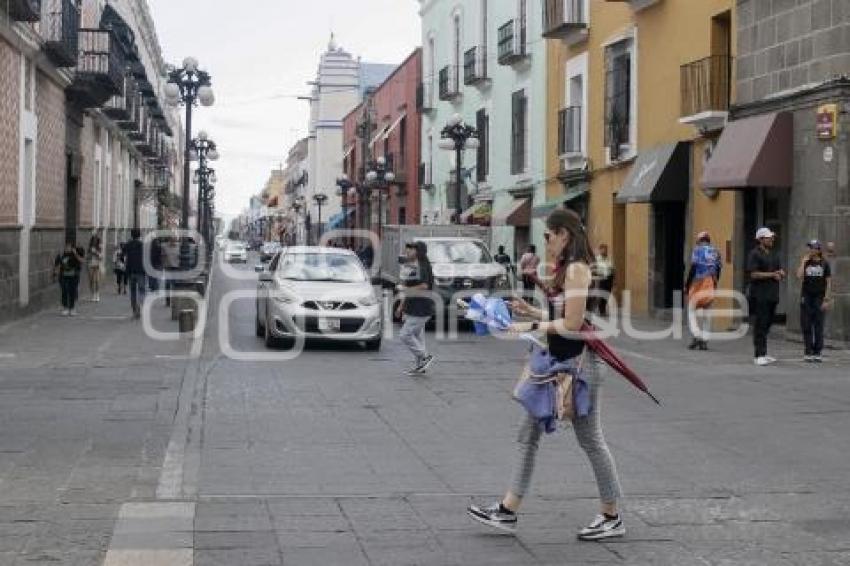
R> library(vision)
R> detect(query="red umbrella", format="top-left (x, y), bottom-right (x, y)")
top-left (580, 321), bottom-right (661, 405)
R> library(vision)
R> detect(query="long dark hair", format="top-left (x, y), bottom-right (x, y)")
top-left (546, 208), bottom-right (595, 289)
top-left (414, 241), bottom-right (432, 274)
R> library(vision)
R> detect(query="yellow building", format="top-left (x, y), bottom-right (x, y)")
top-left (543, 0), bottom-right (736, 319)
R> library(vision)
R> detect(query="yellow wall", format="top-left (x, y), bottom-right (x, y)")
top-left (546, 0), bottom-right (737, 318)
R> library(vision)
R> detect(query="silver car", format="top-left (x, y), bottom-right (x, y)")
top-left (255, 247), bottom-right (382, 350)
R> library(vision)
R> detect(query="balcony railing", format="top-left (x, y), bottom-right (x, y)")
top-left (558, 106), bottom-right (582, 156)
top-left (680, 55), bottom-right (732, 119)
top-left (463, 46), bottom-right (488, 85)
top-left (438, 65), bottom-right (460, 100)
top-left (498, 20), bottom-right (527, 65)
top-left (68, 29), bottom-right (127, 108)
top-left (128, 98), bottom-right (149, 141)
top-left (543, 0), bottom-right (587, 39)
top-left (104, 75), bottom-right (136, 122)
top-left (605, 0), bottom-right (661, 11)
top-left (416, 82), bottom-right (434, 111)
top-left (9, 0), bottom-right (41, 21)
top-left (40, 0), bottom-right (80, 68)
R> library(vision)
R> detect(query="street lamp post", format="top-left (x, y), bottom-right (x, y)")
top-left (335, 175), bottom-right (353, 241)
top-left (439, 113), bottom-right (479, 223)
top-left (165, 58), bottom-right (214, 272)
top-left (365, 156), bottom-right (395, 238)
top-left (312, 193), bottom-right (328, 243)
top-left (189, 131), bottom-right (219, 249)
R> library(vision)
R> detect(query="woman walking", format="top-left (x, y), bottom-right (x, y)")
top-left (395, 241), bottom-right (436, 375)
top-left (113, 243), bottom-right (127, 295)
top-left (467, 208), bottom-right (624, 541)
top-left (54, 242), bottom-right (85, 316)
top-left (87, 230), bottom-right (103, 302)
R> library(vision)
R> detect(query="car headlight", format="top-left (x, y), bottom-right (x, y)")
top-left (435, 277), bottom-right (454, 288)
top-left (273, 294), bottom-right (296, 304)
top-left (358, 295), bottom-right (378, 306)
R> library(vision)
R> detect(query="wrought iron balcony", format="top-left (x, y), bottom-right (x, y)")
top-left (438, 65), bottom-right (460, 101)
top-left (416, 83), bottom-right (434, 111)
top-left (558, 106), bottom-right (582, 156)
top-left (543, 0), bottom-right (588, 42)
top-left (9, 0), bottom-right (41, 22)
top-left (680, 55), bottom-right (731, 132)
top-left (40, 0), bottom-right (79, 68)
top-left (104, 75), bottom-right (136, 123)
top-left (463, 46), bottom-right (488, 85)
top-left (128, 98), bottom-right (149, 141)
top-left (68, 29), bottom-right (127, 108)
top-left (498, 20), bottom-right (528, 65)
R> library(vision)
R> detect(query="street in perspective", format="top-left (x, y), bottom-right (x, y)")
top-left (1, 1), bottom-right (850, 565)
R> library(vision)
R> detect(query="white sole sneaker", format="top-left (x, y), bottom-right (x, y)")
top-left (578, 524), bottom-right (626, 541)
top-left (466, 509), bottom-right (517, 534)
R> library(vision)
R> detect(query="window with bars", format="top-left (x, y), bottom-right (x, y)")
top-left (511, 90), bottom-right (527, 174)
top-left (476, 108), bottom-right (488, 182)
top-left (604, 40), bottom-right (633, 161)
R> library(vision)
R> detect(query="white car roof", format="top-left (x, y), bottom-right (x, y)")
top-left (284, 246), bottom-right (356, 256)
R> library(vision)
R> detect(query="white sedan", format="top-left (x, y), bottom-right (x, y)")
top-left (224, 242), bottom-right (248, 263)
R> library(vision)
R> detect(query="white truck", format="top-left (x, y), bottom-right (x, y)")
top-left (377, 225), bottom-right (511, 317)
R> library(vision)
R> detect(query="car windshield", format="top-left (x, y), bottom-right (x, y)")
top-left (277, 253), bottom-right (366, 283)
top-left (425, 241), bottom-right (493, 265)
top-left (228, 243), bottom-right (245, 251)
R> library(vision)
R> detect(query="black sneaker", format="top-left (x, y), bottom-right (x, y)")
top-left (687, 339), bottom-right (700, 350)
top-left (467, 502), bottom-right (517, 533)
top-left (416, 354), bottom-right (434, 373)
top-left (577, 514), bottom-right (625, 541)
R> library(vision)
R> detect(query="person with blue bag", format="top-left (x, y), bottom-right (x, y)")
top-left (466, 208), bottom-right (625, 541)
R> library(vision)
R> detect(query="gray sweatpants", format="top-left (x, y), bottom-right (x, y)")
top-left (399, 315), bottom-right (430, 361)
top-left (510, 353), bottom-right (622, 504)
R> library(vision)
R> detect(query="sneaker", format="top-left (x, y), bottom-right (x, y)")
top-left (803, 355), bottom-right (814, 362)
top-left (69, 309), bottom-right (78, 317)
top-left (577, 514), bottom-right (626, 541)
top-left (687, 339), bottom-right (700, 350)
top-left (763, 356), bottom-right (777, 364)
top-left (812, 354), bottom-right (823, 363)
top-left (754, 357), bottom-right (770, 366)
top-left (62, 309), bottom-right (70, 316)
top-left (417, 354), bottom-right (435, 373)
top-left (698, 340), bottom-right (708, 351)
top-left (467, 502), bottom-right (517, 533)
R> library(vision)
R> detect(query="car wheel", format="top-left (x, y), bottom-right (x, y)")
top-left (365, 337), bottom-right (382, 351)
top-left (264, 317), bottom-right (280, 348)
top-left (255, 303), bottom-right (264, 337)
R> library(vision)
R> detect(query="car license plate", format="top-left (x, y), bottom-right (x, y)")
top-left (319, 318), bottom-right (341, 332)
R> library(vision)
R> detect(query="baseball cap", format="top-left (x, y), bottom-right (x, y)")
top-left (755, 227), bottom-right (775, 240)
top-left (807, 239), bottom-right (822, 250)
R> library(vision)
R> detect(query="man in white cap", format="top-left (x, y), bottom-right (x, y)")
top-left (747, 227), bottom-right (785, 365)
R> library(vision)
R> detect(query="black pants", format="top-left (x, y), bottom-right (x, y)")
top-left (597, 277), bottom-right (615, 316)
top-left (129, 273), bottom-right (146, 314)
top-left (60, 275), bottom-right (79, 310)
top-left (115, 270), bottom-right (127, 287)
top-left (751, 298), bottom-right (778, 358)
top-left (800, 296), bottom-right (825, 356)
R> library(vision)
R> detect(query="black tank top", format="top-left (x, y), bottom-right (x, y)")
top-left (547, 298), bottom-right (585, 361)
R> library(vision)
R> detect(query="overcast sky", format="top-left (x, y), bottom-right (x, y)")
top-left (146, 0), bottom-right (421, 221)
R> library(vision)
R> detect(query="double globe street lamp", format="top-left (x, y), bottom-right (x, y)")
top-left (365, 156), bottom-right (395, 237)
top-left (439, 113), bottom-right (479, 223)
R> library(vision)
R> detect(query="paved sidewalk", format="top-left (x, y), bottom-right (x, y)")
top-left (0, 285), bottom-right (194, 565)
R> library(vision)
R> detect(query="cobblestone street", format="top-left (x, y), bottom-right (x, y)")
top-left (1, 259), bottom-right (849, 565)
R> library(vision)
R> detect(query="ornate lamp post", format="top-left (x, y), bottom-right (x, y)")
top-left (336, 174), bottom-right (353, 236)
top-left (439, 113), bottom-right (479, 222)
top-left (189, 131), bottom-right (219, 248)
top-left (312, 192), bottom-right (328, 243)
top-left (365, 156), bottom-right (395, 237)
top-left (164, 57), bottom-right (214, 231)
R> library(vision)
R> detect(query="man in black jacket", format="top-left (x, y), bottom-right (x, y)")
top-left (124, 229), bottom-right (146, 319)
